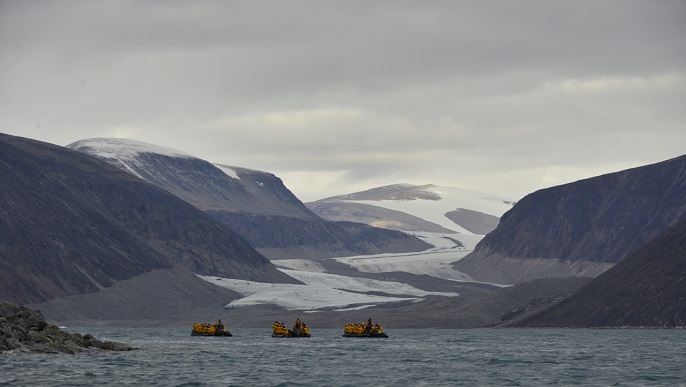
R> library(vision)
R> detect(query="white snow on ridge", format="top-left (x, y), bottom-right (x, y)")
top-left (214, 164), bottom-right (242, 180)
top-left (355, 185), bottom-right (512, 234)
top-left (69, 138), bottom-right (195, 161)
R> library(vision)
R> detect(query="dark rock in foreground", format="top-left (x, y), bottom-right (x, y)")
top-left (0, 301), bottom-right (132, 354)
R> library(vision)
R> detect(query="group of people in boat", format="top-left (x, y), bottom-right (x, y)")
top-left (192, 319), bottom-right (226, 335)
top-left (193, 317), bottom-right (387, 338)
top-left (344, 318), bottom-right (384, 336)
top-left (272, 318), bottom-right (310, 337)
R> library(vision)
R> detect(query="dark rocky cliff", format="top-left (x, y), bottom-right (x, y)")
top-left (0, 133), bottom-right (295, 305)
top-left (506, 217), bottom-right (686, 327)
top-left (454, 154), bottom-right (686, 284)
top-left (444, 208), bottom-right (500, 235)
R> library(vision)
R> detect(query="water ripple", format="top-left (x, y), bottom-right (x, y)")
top-left (1, 328), bottom-right (685, 386)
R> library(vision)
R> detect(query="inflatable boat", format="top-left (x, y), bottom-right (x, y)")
top-left (342, 321), bottom-right (387, 338)
top-left (191, 322), bottom-right (232, 337)
top-left (272, 320), bottom-right (311, 338)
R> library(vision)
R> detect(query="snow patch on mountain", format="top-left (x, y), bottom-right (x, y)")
top-left (358, 186), bottom-right (512, 233)
top-left (214, 164), bottom-right (241, 180)
top-left (316, 184), bottom-right (514, 235)
top-left (68, 138), bottom-right (194, 161)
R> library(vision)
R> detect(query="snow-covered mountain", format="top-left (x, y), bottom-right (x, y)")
top-left (68, 138), bottom-right (317, 219)
top-left (308, 183), bottom-right (515, 235)
top-left (68, 138), bottom-right (432, 262)
top-left (64, 139), bottom-right (511, 317)
top-left (205, 183), bottom-right (517, 315)
top-left (0, 133), bottom-right (294, 307)
top-left (10, 133), bottom-right (675, 328)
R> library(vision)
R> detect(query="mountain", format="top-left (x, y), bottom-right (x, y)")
top-left (444, 209), bottom-right (500, 235)
top-left (308, 184), bottom-right (514, 235)
top-left (67, 138), bottom-right (315, 219)
top-left (505, 216), bottom-right (686, 327)
top-left (453, 155), bottom-right (686, 284)
top-left (67, 138), bottom-right (431, 260)
top-left (0, 133), bottom-right (294, 306)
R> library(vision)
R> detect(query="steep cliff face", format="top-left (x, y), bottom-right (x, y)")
top-left (453, 155), bottom-right (686, 284)
top-left (68, 138), bottom-right (432, 259)
top-left (0, 133), bottom-right (295, 305)
top-left (507, 217), bottom-right (686, 327)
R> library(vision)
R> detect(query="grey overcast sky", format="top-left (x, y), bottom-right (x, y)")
top-left (1, 1), bottom-right (685, 202)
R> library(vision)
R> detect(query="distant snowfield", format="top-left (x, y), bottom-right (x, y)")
top-left (69, 138), bottom-right (194, 161)
top-left (214, 164), bottom-right (241, 180)
top-left (354, 185), bottom-right (513, 234)
top-left (67, 138), bottom-right (196, 180)
top-left (333, 232), bottom-right (482, 281)
top-left (200, 232), bottom-right (502, 311)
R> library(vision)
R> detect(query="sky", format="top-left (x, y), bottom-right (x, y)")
top-left (1, 1), bottom-right (685, 202)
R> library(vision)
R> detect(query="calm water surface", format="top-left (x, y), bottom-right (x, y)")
top-left (1, 328), bottom-right (685, 386)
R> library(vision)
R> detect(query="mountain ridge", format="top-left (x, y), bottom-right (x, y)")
top-left (0, 133), bottom-right (294, 305)
top-left (68, 138), bottom-right (432, 260)
top-left (453, 154), bottom-right (686, 284)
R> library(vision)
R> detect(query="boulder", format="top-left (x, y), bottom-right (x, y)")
top-left (0, 301), bottom-right (133, 354)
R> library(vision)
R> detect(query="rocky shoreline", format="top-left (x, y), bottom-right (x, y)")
top-left (0, 301), bottom-right (132, 354)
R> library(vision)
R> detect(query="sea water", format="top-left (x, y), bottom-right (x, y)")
top-left (1, 328), bottom-right (685, 386)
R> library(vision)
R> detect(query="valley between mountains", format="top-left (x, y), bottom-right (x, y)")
top-left (2, 134), bottom-right (684, 328)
